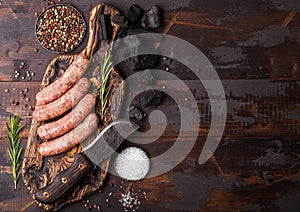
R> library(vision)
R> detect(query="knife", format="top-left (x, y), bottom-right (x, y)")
top-left (34, 120), bottom-right (139, 204)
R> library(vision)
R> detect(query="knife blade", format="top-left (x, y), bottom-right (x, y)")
top-left (34, 120), bottom-right (139, 204)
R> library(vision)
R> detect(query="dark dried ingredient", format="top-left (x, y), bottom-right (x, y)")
top-left (118, 28), bottom-right (127, 39)
top-left (138, 69), bottom-right (154, 85)
top-left (112, 14), bottom-right (128, 28)
top-left (141, 6), bottom-right (161, 29)
top-left (122, 34), bottom-right (160, 71)
top-left (127, 4), bottom-right (143, 23)
top-left (129, 105), bottom-right (144, 120)
top-left (140, 90), bottom-right (165, 108)
top-left (98, 14), bottom-right (113, 40)
top-left (127, 55), bottom-right (160, 71)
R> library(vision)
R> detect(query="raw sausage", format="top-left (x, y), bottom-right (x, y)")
top-left (37, 94), bottom-right (96, 140)
top-left (33, 78), bottom-right (91, 122)
top-left (36, 55), bottom-right (90, 105)
top-left (38, 113), bottom-right (99, 157)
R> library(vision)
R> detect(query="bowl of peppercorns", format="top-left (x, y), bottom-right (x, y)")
top-left (35, 4), bottom-right (86, 53)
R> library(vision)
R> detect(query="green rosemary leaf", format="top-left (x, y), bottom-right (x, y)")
top-left (6, 116), bottom-right (24, 190)
top-left (99, 54), bottom-right (113, 118)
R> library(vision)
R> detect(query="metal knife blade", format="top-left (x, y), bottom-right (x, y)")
top-left (82, 119), bottom-right (139, 167)
top-left (34, 120), bottom-right (139, 204)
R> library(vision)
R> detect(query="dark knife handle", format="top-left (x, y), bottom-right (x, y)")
top-left (35, 153), bottom-right (93, 204)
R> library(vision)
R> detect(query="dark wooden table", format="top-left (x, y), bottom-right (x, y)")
top-left (1, 0), bottom-right (300, 211)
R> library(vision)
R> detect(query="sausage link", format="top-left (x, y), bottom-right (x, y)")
top-left (33, 78), bottom-right (91, 122)
top-left (36, 55), bottom-right (90, 105)
top-left (38, 113), bottom-right (98, 157)
top-left (37, 94), bottom-right (96, 140)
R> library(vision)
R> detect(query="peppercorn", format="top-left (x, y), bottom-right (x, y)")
top-left (4, 89), bottom-right (9, 93)
top-left (36, 5), bottom-right (86, 53)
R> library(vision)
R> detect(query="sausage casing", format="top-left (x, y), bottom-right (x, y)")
top-left (37, 94), bottom-right (96, 140)
top-left (33, 78), bottom-right (91, 122)
top-left (38, 113), bottom-right (99, 157)
top-left (36, 55), bottom-right (90, 105)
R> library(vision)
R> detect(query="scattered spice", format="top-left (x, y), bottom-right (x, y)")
top-left (82, 199), bottom-right (101, 211)
top-left (115, 147), bottom-right (150, 181)
top-left (36, 5), bottom-right (86, 53)
top-left (6, 116), bottom-right (25, 189)
top-left (119, 187), bottom-right (148, 212)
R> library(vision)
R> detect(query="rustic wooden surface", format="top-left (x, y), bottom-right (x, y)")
top-left (1, 0), bottom-right (300, 211)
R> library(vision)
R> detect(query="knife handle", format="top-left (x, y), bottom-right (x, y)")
top-left (35, 153), bottom-right (93, 204)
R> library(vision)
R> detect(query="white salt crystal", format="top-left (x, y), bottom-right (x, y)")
top-left (115, 147), bottom-right (150, 181)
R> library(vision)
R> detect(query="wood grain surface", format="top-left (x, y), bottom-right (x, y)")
top-left (0, 0), bottom-right (300, 211)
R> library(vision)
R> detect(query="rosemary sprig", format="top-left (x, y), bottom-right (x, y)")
top-left (100, 54), bottom-right (113, 119)
top-left (6, 116), bottom-right (25, 189)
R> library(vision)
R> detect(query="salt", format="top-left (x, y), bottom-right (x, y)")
top-left (115, 147), bottom-right (150, 181)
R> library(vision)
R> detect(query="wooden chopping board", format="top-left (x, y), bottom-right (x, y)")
top-left (21, 4), bottom-right (124, 211)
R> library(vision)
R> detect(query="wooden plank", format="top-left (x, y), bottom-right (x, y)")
top-left (0, 79), bottom-right (300, 139)
top-left (0, 82), bottom-right (40, 139)
top-left (0, 0), bottom-right (300, 211)
top-left (1, 1), bottom-right (300, 82)
top-left (1, 136), bottom-right (299, 211)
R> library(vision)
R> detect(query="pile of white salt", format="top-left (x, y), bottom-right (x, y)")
top-left (115, 147), bottom-right (150, 181)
